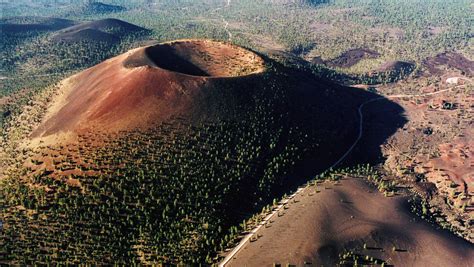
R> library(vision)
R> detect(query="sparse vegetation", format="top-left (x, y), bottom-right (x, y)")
top-left (1, 0), bottom-right (472, 266)
top-left (2, 115), bottom-right (312, 264)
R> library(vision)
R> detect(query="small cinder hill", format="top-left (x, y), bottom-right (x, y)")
top-left (52, 18), bottom-right (147, 44)
top-left (327, 48), bottom-right (380, 68)
top-left (423, 52), bottom-right (474, 76)
top-left (377, 60), bottom-right (415, 73)
top-left (53, 28), bottom-right (119, 43)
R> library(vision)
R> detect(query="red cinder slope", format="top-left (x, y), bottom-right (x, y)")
top-left (32, 39), bottom-right (266, 139)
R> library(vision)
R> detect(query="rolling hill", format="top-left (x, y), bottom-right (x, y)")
top-left (1, 17), bottom-right (151, 96)
top-left (1, 39), bottom-right (404, 265)
top-left (52, 18), bottom-right (148, 44)
top-left (0, 16), bottom-right (75, 34)
top-left (67, 1), bottom-right (126, 16)
top-left (327, 48), bottom-right (380, 69)
top-left (423, 52), bottom-right (474, 76)
top-left (377, 60), bottom-right (415, 73)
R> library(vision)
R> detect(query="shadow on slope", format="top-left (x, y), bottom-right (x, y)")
top-left (254, 62), bottom-right (408, 200)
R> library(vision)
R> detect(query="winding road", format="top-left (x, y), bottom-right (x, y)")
top-left (219, 78), bottom-right (472, 267)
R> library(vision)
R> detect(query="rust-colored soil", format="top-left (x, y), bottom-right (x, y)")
top-left (228, 178), bottom-right (474, 267)
top-left (123, 39), bottom-right (265, 77)
top-left (30, 40), bottom-right (266, 142)
top-left (375, 77), bottom-right (473, 238)
top-left (422, 133), bottom-right (473, 195)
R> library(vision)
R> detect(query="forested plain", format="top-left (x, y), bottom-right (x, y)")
top-left (1, 0), bottom-right (471, 91)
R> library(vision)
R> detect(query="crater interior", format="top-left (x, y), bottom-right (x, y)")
top-left (124, 39), bottom-right (266, 77)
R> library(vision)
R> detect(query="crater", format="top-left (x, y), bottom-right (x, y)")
top-left (123, 39), bottom-right (266, 77)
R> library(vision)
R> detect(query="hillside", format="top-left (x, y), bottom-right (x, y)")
top-left (1, 17), bottom-right (151, 97)
top-left (52, 18), bottom-right (147, 44)
top-left (327, 48), bottom-right (380, 69)
top-left (423, 52), bottom-right (474, 76)
top-left (228, 176), bottom-right (474, 266)
top-left (0, 16), bottom-right (75, 34)
top-left (0, 39), bottom-right (404, 265)
top-left (31, 40), bottom-right (266, 139)
top-left (67, 1), bottom-right (125, 16)
top-left (377, 60), bottom-right (415, 73)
